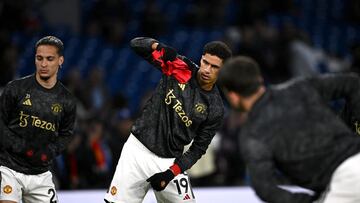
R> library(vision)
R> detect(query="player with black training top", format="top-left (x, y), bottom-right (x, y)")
top-left (0, 36), bottom-right (76, 203)
top-left (104, 37), bottom-right (231, 203)
top-left (218, 56), bottom-right (360, 203)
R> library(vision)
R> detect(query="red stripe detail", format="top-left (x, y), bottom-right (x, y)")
top-left (151, 49), bottom-right (192, 84)
top-left (170, 164), bottom-right (181, 176)
top-left (183, 194), bottom-right (190, 200)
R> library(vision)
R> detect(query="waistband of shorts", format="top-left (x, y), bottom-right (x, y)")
top-left (0, 165), bottom-right (51, 176)
top-left (128, 133), bottom-right (155, 154)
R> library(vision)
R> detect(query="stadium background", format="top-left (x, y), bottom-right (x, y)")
top-left (0, 0), bottom-right (359, 201)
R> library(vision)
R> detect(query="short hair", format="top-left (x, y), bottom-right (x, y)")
top-left (218, 56), bottom-right (262, 97)
top-left (203, 41), bottom-right (232, 62)
top-left (35, 36), bottom-right (64, 56)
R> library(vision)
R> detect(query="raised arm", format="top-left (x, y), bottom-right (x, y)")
top-left (130, 37), bottom-right (159, 61)
top-left (130, 37), bottom-right (192, 83)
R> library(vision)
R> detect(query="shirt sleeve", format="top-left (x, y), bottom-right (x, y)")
top-left (174, 111), bottom-right (223, 172)
top-left (48, 97), bottom-right (77, 156)
top-left (307, 73), bottom-right (360, 135)
top-left (242, 136), bottom-right (315, 203)
top-left (130, 37), bottom-right (192, 83)
top-left (130, 37), bottom-right (158, 62)
top-left (0, 82), bottom-right (27, 152)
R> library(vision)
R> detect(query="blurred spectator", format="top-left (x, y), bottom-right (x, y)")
top-left (83, 67), bottom-right (111, 119)
top-left (107, 107), bottom-right (133, 175)
top-left (85, 0), bottom-right (129, 44)
top-left (183, 0), bottom-right (230, 28)
top-left (236, 0), bottom-right (270, 26)
top-left (62, 68), bottom-right (90, 119)
top-left (140, 0), bottom-right (167, 36)
top-left (0, 44), bottom-right (18, 86)
top-left (289, 36), bottom-right (348, 78)
top-left (78, 118), bottom-right (113, 188)
top-left (223, 27), bottom-right (242, 54)
top-left (52, 131), bottom-right (84, 190)
top-left (237, 21), bottom-right (292, 84)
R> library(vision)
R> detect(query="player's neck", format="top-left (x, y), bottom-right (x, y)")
top-left (200, 83), bottom-right (214, 91)
top-left (35, 74), bottom-right (57, 89)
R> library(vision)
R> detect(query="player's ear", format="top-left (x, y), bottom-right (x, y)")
top-left (59, 56), bottom-right (64, 66)
top-left (227, 91), bottom-right (241, 108)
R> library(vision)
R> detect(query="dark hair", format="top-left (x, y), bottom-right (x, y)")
top-left (35, 36), bottom-right (64, 56)
top-left (218, 56), bottom-right (262, 97)
top-left (203, 41), bottom-right (232, 62)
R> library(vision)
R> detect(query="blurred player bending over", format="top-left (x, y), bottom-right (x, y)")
top-left (0, 36), bottom-right (77, 203)
top-left (218, 56), bottom-right (360, 203)
top-left (104, 37), bottom-right (231, 203)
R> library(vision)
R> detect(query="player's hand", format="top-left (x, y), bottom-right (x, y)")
top-left (156, 43), bottom-right (177, 62)
top-left (146, 169), bottom-right (175, 191)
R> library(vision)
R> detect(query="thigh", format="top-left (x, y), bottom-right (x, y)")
top-left (0, 166), bottom-right (22, 203)
top-left (22, 171), bottom-right (58, 203)
top-left (154, 173), bottom-right (196, 203)
top-left (104, 136), bottom-right (150, 203)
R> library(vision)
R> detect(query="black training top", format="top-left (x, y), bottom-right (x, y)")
top-left (0, 75), bottom-right (76, 175)
top-left (241, 73), bottom-right (360, 203)
top-left (130, 37), bottom-right (224, 172)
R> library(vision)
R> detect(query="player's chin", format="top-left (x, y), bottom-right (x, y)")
top-left (200, 77), bottom-right (213, 84)
top-left (39, 74), bottom-right (51, 81)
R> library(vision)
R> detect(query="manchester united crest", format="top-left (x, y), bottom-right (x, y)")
top-left (111, 186), bottom-right (117, 196)
top-left (195, 103), bottom-right (206, 114)
top-left (3, 185), bottom-right (12, 194)
top-left (51, 103), bottom-right (62, 115)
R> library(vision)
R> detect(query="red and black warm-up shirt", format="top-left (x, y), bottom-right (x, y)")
top-left (130, 37), bottom-right (224, 172)
top-left (0, 75), bottom-right (76, 175)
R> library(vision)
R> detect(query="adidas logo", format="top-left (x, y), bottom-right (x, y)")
top-left (23, 99), bottom-right (32, 106)
top-left (183, 194), bottom-right (191, 200)
top-left (178, 83), bottom-right (186, 91)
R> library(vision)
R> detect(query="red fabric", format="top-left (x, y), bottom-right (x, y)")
top-left (26, 149), bottom-right (34, 157)
top-left (69, 154), bottom-right (78, 180)
top-left (40, 154), bottom-right (48, 161)
top-left (91, 140), bottom-right (106, 169)
top-left (170, 164), bottom-right (181, 176)
top-left (152, 49), bottom-right (191, 84)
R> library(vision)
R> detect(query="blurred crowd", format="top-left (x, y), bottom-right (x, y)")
top-left (1, 0), bottom-right (360, 190)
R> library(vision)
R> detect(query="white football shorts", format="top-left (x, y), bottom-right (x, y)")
top-left (104, 134), bottom-right (196, 203)
top-left (0, 165), bottom-right (58, 203)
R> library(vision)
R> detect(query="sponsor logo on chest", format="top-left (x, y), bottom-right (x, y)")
top-left (164, 89), bottom-right (192, 127)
